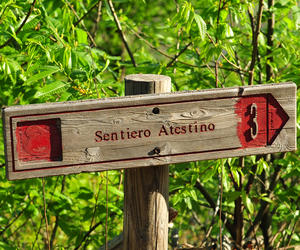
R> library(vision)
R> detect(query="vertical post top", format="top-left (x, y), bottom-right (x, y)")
top-left (125, 74), bottom-right (171, 83)
top-left (125, 74), bottom-right (171, 95)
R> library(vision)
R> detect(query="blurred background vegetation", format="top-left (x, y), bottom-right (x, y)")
top-left (0, 0), bottom-right (299, 249)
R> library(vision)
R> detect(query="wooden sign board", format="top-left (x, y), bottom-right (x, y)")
top-left (2, 82), bottom-right (296, 180)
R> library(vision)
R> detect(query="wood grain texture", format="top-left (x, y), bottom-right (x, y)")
top-left (1, 82), bottom-right (296, 180)
top-left (123, 74), bottom-right (171, 250)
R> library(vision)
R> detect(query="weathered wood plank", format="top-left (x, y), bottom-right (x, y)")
top-left (2, 81), bottom-right (296, 180)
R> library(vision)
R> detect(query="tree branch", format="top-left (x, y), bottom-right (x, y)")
top-left (0, 208), bottom-right (25, 236)
top-left (270, 221), bottom-right (287, 246)
top-left (42, 178), bottom-right (50, 250)
top-left (248, 0), bottom-right (264, 85)
top-left (107, 0), bottom-right (136, 67)
top-left (245, 164), bottom-right (281, 239)
top-left (65, 0), bottom-right (97, 47)
top-left (266, 0), bottom-right (275, 81)
top-left (216, 0), bottom-right (223, 43)
top-left (195, 181), bottom-right (235, 238)
top-left (73, 1), bottom-right (100, 27)
top-left (166, 42), bottom-right (192, 67)
top-left (125, 23), bottom-right (201, 68)
top-left (50, 176), bottom-right (66, 249)
top-left (245, 165), bottom-right (257, 194)
top-left (234, 52), bottom-right (246, 86)
top-left (0, 0), bottom-right (37, 49)
top-left (91, 0), bottom-right (103, 38)
top-left (74, 221), bottom-right (103, 250)
top-left (233, 157), bottom-right (244, 247)
top-left (206, 33), bottom-right (244, 71)
top-left (215, 60), bottom-right (219, 88)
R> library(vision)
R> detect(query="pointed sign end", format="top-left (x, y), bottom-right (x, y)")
top-left (267, 94), bottom-right (289, 145)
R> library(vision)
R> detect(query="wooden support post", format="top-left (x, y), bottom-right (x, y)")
top-left (123, 74), bottom-right (171, 250)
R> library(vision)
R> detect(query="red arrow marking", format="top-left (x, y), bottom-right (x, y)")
top-left (267, 94), bottom-right (289, 145)
top-left (235, 94), bottom-right (289, 149)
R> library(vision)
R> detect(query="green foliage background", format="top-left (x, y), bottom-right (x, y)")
top-left (0, 0), bottom-right (299, 249)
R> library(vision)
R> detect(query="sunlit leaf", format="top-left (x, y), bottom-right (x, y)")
top-left (194, 14), bottom-right (206, 40)
top-left (26, 66), bottom-right (60, 84)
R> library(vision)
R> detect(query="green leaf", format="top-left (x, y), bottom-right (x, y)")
top-left (261, 197), bottom-right (273, 203)
top-left (184, 196), bottom-right (192, 210)
top-left (34, 81), bottom-right (68, 98)
top-left (225, 191), bottom-right (241, 203)
top-left (76, 187), bottom-right (94, 200)
top-left (63, 47), bottom-right (72, 70)
top-left (76, 28), bottom-right (88, 44)
top-left (194, 14), bottom-right (206, 40)
top-left (173, 194), bottom-right (182, 206)
top-left (249, 155), bottom-right (256, 164)
top-left (100, 59), bottom-right (110, 74)
top-left (225, 23), bottom-right (234, 38)
top-left (242, 192), bottom-right (254, 214)
top-left (257, 159), bottom-right (269, 175)
top-left (107, 185), bottom-right (124, 198)
top-left (26, 66), bottom-right (60, 85)
top-left (231, 168), bottom-right (240, 187)
top-left (186, 10), bottom-right (195, 33)
top-left (190, 189), bottom-right (198, 201)
top-left (0, 241), bottom-right (16, 250)
top-left (169, 185), bottom-right (184, 193)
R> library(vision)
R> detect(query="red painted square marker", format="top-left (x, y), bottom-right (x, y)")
top-left (16, 119), bottom-right (62, 162)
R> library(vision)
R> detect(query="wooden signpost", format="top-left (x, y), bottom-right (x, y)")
top-left (1, 74), bottom-right (297, 250)
top-left (2, 80), bottom-right (296, 181)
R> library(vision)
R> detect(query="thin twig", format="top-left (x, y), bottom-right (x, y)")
top-left (9, 217), bottom-right (30, 238)
top-left (286, 215), bottom-right (299, 246)
top-left (200, 199), bottom-right (219, 247)
top-left (206, 33), bottom-right (243, 71)
top-left (248, 0), bottom-right (264, 85)
top-left (0, 4), bottom-right (10, 20)
top-left (256, 48), bottom-right (263, 84)
top-left (216, 0), bottom-right (223, 43)
top-left (245, 165), bottom-right (257, 194)
top-left (233, 157), bottom-right (244, 248)
top-left (246, 213), bottom-right (260, 249)
top-left (219, 165), bottom-right (223, 250)
top-left (83, 179), bottom-right (103, 249)
top-left (195, 181), bottom-right (235, 238)
top-left (215, 60), bottom-right (219, 88)
top-left (245, 164), bottom-right (281, 239)
top-left (166, 42), bottom-right (192, 67)
top-left (107, 0), bottom-right (136, 67)
top-left (74, 221), bottom-right (103, 250)
top-left (0, 204), bottom-right (27, 236)
top-left (65, 0), bottom-right (97, 47)
top-left (266, 0), bottom-right (275, 82)
top-left (91, 0), bottom-right (103, 38)
top-left (42, 178), bottom-right (51, 250)
top-left (270, 221), bottom-right (287, 246)
top-left (234, 51), bottom-right (246, 85)
top-left (32, 217), bottom-right (43, 249)
top-left (74, 1), bottom-right (100, 27)
top-left (173, 0), bottom-right (181, 75)
top-left (125, 23), bottom-right (199, 68)
top-left (105, 171), bottom-right (109, 250)
top-left (50, 176), bottom-right (66, 249)
top-left (0, 0), bottom-right (37, 49)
